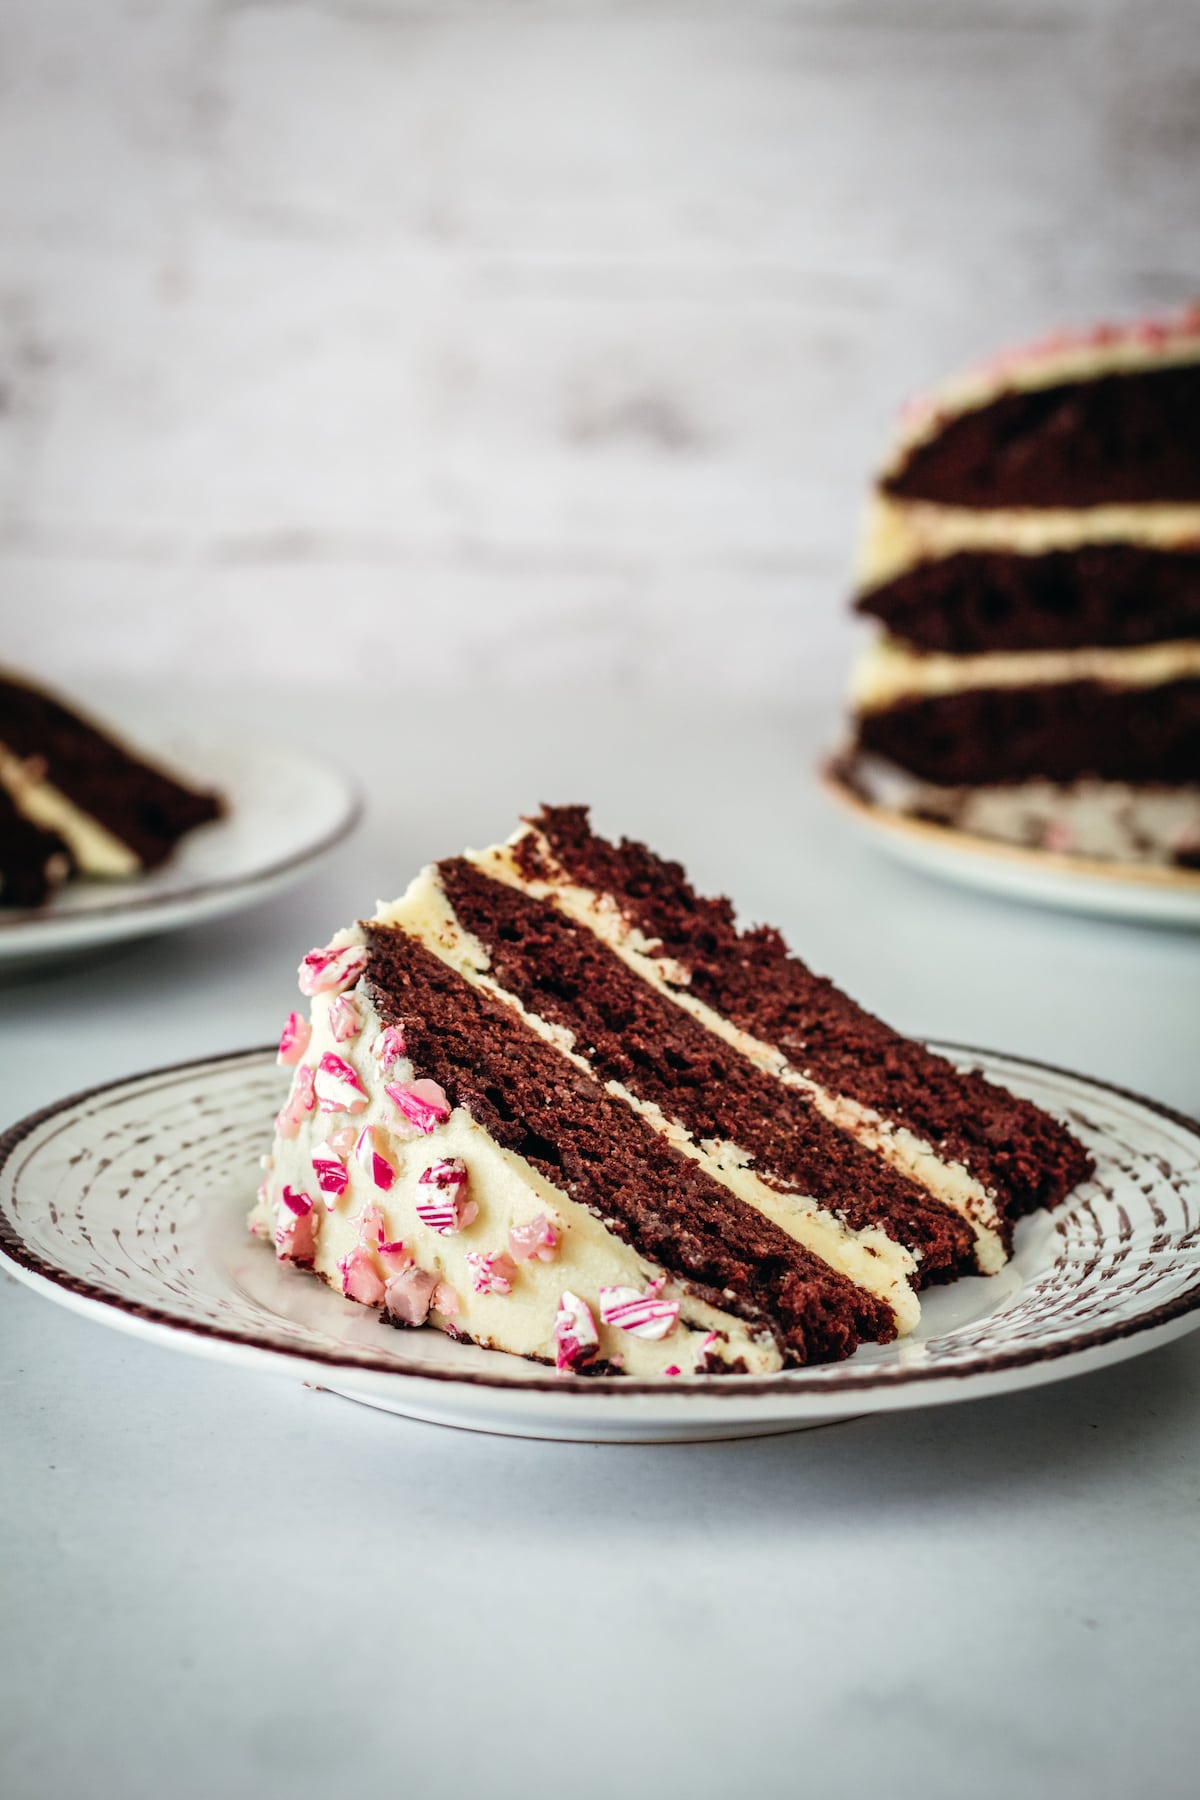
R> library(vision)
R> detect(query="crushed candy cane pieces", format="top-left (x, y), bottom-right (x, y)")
top-left (598, 1284), bottom-right (680, 1340)
top-left (386, 1078), bottom-right (451, 1135)
top-left (384, 1266), bottom-right (440, 1327)
top-left (314, 1052), bottom-right (368, 1114)
top-left (465, 1250), bottom-right (517, 1296)
top-left (310, 1139), bottom-right (349, 1200)
top-left (277, 1011), bottom-right (311, 1066)
top-left (354, 1125), bottom-right (397, 1192)
top-left (338, 1247), bottom-right (385, 1307)
top-left (298, 941), bottom-right (367, 998)
top-left (274, 1186), bottom-right (318, 1262)
top-left (554, 1291), bottom-right (599, 1371)
top-left (327, 994), bottom-right (362, 1042)
top-left (508, 1213), bottom-right (558, 1263)
top-left (371, 1025), bottom-right (408, 1068)
top-left (414, 1157), bottom-right (476, 1233)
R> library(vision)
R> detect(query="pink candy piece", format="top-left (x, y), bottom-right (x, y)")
top-left (371, 1025), bottom-right (408, 1069)
top-left (354, 1125), bottom-right (397, 1192)
top-left (384, 1266), bottom-right (440, 1327)
top-left (415, 1157), bottom-right (476, 1234)
top-left (432, 1281), bottom-right (460, 1318)
top-left (314, 1052), bottom-right (368, 1114)
top-left (310, 1139), bottom-right (349, 1200)
top-left (277, 1011), bottom-right (312, 1066)
top-left (338, 1247), bottom-right (386, 1307)
top-left (274, 1061), bottom-right (316, 1138)
top-left (298, 941), bottom-right (367, 998)
top-left (1042, 820), bottom-right (1076, 855)
top-left (554, 1291), bottom-right (599, 1372)
top-left (465, 1250), bottom-right (517, 1296)
top-left (386, 1078), bottom-right (451, 1135)
top-left (327, 994), bottom-right (362, 1042)
top-left (598, 1285), bottom-right (680, 1340)
top-left (508, 1213), bottom-right (559, 1263)
top-left (663, 1365), bottom-right (681, 1378)
top-left (355, 1203), bottom-right (387, 1249)
top-left (378, 1239), bottom-right (411, 1273)
top-left (274, 1186), bottom-right (318, 1262)
top-left (328, 1125), bottom-right (357, 1155)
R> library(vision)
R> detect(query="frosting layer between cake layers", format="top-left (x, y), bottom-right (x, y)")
top-left (252, 810), bottom-right (1092, 1376)
top-left (848, 310), bottom-right (1200, 831)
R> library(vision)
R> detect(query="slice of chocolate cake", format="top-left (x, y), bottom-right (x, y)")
top-left (0, 785), bottom-right (71, 909)
top-left (250, 808), bottom-right (1092, 1377)
top-left (847, 309), bottom-right (1200, 866)
top-left (0, 669), bottom-right (223, 900)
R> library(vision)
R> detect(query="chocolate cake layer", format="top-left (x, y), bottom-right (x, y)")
top-left (0, 786), bottom-right (70, 907)
top-left (0, 677), bottom-right (222, 868)
top-left (440, 857), bottom-right (980, 1279)
top-left (363, 922), bottom-right (898, 1365)
top-left (884, 363), bottom-right (1200, 509)
top-left (529, 808), bottom-right (1092, 1217)
top-left (857, 544), bottom-right (1200, 655)
top-left (858, 678), bottom-right (1200, 787)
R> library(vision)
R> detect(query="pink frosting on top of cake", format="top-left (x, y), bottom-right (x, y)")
top-left (386, 1078), bottom-right (451, 1135)
top-left (338, 1247), bottom-right (386, 1307)
top-left (508, 1213), bottom-right (559, 1263)
top-left (297, 941), bottom-right (367, 998)
top-left (327, 995), bottom-right (362, 1042)
top-left (314, 1052), bottom-right (368, 1114)
top-left (554, 1291), bottom-right (599, 1372)
top-left (384, 1265), bottom-right (440, 1326)
top-left (277, 1011), bottom-right (312, 1066)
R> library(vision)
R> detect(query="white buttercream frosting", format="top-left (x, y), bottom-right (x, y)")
top-left (850, 636), bottom-right (1200, 714)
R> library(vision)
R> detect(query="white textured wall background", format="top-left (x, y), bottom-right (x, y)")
top-left (1, 0), bottom-right (1198, 701)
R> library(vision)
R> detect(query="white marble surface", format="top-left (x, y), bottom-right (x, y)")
top-left (3, 686), bottom-right (1200, 1799)
top-left (2, 0), bottom-right (1199, 699)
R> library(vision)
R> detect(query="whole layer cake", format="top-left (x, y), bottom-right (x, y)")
top-left (0, 669), bottom-right (223, 906)
top-left (250, 807), bottom-right (1092, 1377)
top-left (848, 309), bottom-right (1200, 866)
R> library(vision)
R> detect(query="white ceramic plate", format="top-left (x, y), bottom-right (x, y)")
top-left (2, 1045), bottom-right (1198, 1442)
top-left (0, 732), bottom-right (361, 966)
top-left (823, 757), bottom-right (1200, 929)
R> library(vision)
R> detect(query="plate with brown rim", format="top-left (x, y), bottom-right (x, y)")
top-left (0, 729), bottom-right (362, 969)
top-left (1, 1044), bottom-right (1198, 1442)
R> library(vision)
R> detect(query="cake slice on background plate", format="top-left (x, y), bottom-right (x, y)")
top-left (847, 307), bottom-right (1200, 866)
top-left (250, 808), bottom-right (1092, 1378)
top-left (0, 668), bottom-right (224, 902)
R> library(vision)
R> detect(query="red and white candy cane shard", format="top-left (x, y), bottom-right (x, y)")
top-left (663, 1365), bottom-right (681, 1378)
top-left (414, 1156), bottom-right (476, 1233)
top-left (355, 1203), bottom-right (387, 1249)
top-left (465, 1251), bottom-right (517, 1297)
top-left (277, 1011), bottom-right (312, 1066)
top-left (508, 1213), bottom-right (559, 1263)
top-left (384, 1265), bottom-right (440, 1327)
top-left (310, 1139), bottom-right (349, 1200)
top-left (275, 1187), bottom-right (318, 1262)
top-left (354, 1125), bottom-right (397, 1192)
top-left (327, 994), bottom-right (362, 1042)
top-left (371, 1025), bottom-right (408, 1068)
top-left (598, 1285), bottom-right (680, 1340)
top-left (378, 1239), bottom-right (410, 1273)
top-left (314, 1052), bottom-right (368, 1114)
top-left (337, 1247), bottom-right (385, 1307)
top-left (386, 1078), bottom-right (451, 1135)
top-left (554, 1291), bottom-right (599, 1371)
top-left (432, 1281), bottom-right (460, 1318)
top-left (297, 941), bottom-right (367, 998)
top-left (276, 1062), bottom-right (317, 1136)
top-left (328, 1125), bottom-right (357, 1155)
